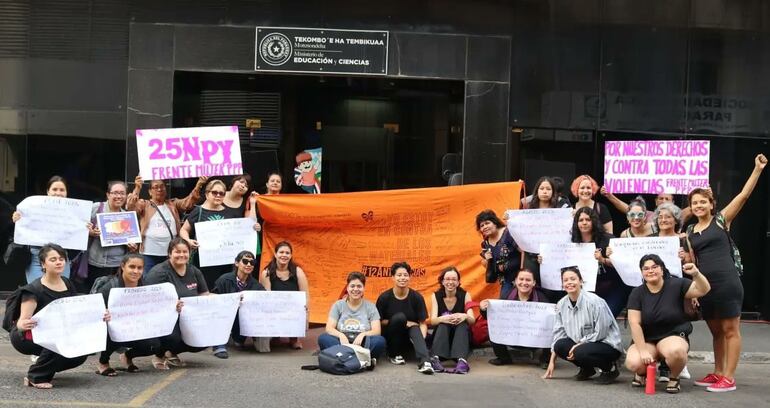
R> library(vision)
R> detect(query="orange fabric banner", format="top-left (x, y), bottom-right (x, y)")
top-left (258, 181), bottom-right (522, 323)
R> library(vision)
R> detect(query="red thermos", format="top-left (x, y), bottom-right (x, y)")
top-left (645, 363), bottom-right (656, 394)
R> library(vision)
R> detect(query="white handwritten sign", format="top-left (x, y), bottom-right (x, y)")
top-left (14, 196), bottom-right (92, 250)
top-left (506, 208), bottom-right (573, 253)
top-left (107, 283), bottom-right (179, 342)
top-left (539, 243), bottom-right (598, 292)
top-left (604, 140), bottom-right (710, 194)
top-left (609, 237), bottom-right (682, 287)
top-left (31, 294), bottom-right (106, 358)
top-left (179, 293), bottom-right (241, 347)
top-left (487, 300), bottom-right (555, 348)
top-left (239, 291), bottom-right (307, 337)
top-left (136, 126), bottom-right (243, 180)
top-left (196, 218), bottom-right (258, 267)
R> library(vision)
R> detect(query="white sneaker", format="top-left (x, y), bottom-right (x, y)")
top-left (418, 361), bottom-right (434, 374)
top-left (389, 355), bottom-right (406, 365)
top-left (680, 365), bottom-right (691, 379)
top-left (30, 355), bottom-right (39, 363)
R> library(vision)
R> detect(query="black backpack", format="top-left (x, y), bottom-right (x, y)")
top-left (2, 281), bottom-right (40, 333)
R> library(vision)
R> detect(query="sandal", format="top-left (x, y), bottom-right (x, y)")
top-left (126, 364), bottom-right (140, 373)
top-left (290, 340), bottom-right (303, 350)
top-left (631, 373), bottom-right (645, 387)
top-left (666, 378), bottom-right (681, 394)
top-left (165, 352), bottom-right (185, 367)
top-left (151, 357), bottom-right (169, 371)
top-left (23, 377), bottom-right (53, 389)
top-left (95, 367), bottom-right (118, 377)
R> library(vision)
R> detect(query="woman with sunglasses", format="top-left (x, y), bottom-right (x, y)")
top-left (126, 175), bottom-right (208, 273)
top-left (619, 197), bottom-right (654, 238)
top-left (179, 179), bottom-right (249, 287)
top-left (543, 266), bottom-right (622, 384)
top-left (211, 250), bottom-right (264, 359)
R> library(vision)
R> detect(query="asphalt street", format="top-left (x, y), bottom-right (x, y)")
top-left (1, 335), bottom-right (769, 408)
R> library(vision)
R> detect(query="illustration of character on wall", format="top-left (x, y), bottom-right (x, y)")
top-left (294, 148), bottom-right (322, 194)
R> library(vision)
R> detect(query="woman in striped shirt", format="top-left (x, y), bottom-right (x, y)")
top-left (542, 266), bottom-right (623, 385)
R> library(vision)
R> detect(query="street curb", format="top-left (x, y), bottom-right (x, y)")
top-left (470, 347), bottom-right (770, 364)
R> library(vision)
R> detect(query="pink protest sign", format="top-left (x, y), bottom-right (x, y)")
top-left (603, 140), bottom-right (710, 194)
top-left (136, 126), bottom-right (243, 180)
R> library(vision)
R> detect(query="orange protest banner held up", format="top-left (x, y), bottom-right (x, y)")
top-left (258, 181), bottom-right (522, 323)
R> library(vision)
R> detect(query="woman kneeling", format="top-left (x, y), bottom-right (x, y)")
top-left (625, 255), bottom-right (710, 393)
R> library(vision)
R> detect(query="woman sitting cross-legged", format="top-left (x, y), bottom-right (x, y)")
top-left (625, 255), bottom-right (710, 394)
top-left (429, 266), bottom-right (475, 374)
top-left (542, 266), bottom-right (623, 384)
top-left (318, 272), bottom-right (386, 360)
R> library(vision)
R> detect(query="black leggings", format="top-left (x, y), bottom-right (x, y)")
top-left (10, 328), bottom-right (87, 383)
top-left (553, 338), bottom-right (620, 372)
top-left (431, 322), bottom-right (470, 360)
top-left (382, 313), bottom-right (431, 365)
top-left (100, 336), bottom-right (162, 365)
top-left (155, 323), bottom-right (206, 357)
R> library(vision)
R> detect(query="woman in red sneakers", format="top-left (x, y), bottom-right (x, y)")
top-left (687, 154), bottom-right (767, 392)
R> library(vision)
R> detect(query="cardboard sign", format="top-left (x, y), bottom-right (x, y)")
top-left (506, 208), bottom-right (573, 253)
top-left (604, 140), bottom-right (710, 194)
top-left (14, 196), bottom-right (92, 250)
top-left (96, 211), bottom-right (141, 247)
top-left (539, 243), bottom-right (598, 292)
top-left (487, 300), bottom-right (556, 348)
top-left (136, 126), bottom-right (243, 180)
top-left (31, 294), bottom-right (107, 358)
top-left (609, 237), bottom-right (683, 287)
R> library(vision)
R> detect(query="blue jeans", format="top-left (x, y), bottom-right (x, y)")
top-left (142, 254), bottom-right (167, 275)
top-left (499, 280), bottom-right (514, 299)
top-left (317, 333), bottom-right (386, 359)
top-left (26, 246), bottom-right (71, 283)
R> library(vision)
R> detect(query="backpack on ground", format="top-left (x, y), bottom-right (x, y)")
top-left (302, 344), bottom-right (374, 375)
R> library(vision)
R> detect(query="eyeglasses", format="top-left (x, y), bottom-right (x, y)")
top-left (443, 277), bottom-right (459, 282)
top-left (641, 264), bottom-right (661, 272)
top-left (150, 185), bottom-right (166, 191)
top-left (109, 191), bottom-right (126, 196)
top-left (240, 259), bottom-right (255, 266)
top-left (627, 211), bottom-right (645, 219)
top-left (208, 190), bottom-right (226, 197)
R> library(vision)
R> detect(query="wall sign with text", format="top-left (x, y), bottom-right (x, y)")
top-left (255, 27), bottom-right (388, 75)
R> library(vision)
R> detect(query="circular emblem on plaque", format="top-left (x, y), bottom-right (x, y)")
top-left (259, 33), bottom-right (292, 66)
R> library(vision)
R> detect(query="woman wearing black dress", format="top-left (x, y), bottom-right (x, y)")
top-left (687, 153), bottom-right (767, 392)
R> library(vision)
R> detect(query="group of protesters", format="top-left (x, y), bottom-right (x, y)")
top-left (6, 152), bottom-right (767, 394)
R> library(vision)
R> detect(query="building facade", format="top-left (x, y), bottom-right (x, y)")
top-left (1, 0), bottom-right (769, 317)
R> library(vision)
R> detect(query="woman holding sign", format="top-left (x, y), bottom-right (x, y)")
top-left (179, 179), bottom-right (258, 288)
top-left (145, 237), bottom-right (209, 369)
top-left (10, 243), bottom-right (111, 389)
top-left (211, 250), bottom-right (265, 359)
top-left (479, 268), bottom-right (553, 368)
top-left (96, 253), bottom-right (163, 375)
top-left (543, 266), bottom-right (622, 384)
top-left (86, 181), bottom-right (136, 293)
top-left (625, 255), bottom-right (710, 393)
top-left (11, 176), bottom-right (83, 283)
top-left (571, 175), bottom-right (613, 234)
top-left (126, 175), bottom-right (207, 273)
top-left (569, 207), bottom-right (629, 317)
top-left (686, 153), bottom-right (767, 392)
top-left (259, 241), bottom-right (309, 350)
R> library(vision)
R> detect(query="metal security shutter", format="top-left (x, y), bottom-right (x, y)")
top-left (199, 90), bottom-right (281, 149)
top-left (0, 0), bottom-right (30, 57)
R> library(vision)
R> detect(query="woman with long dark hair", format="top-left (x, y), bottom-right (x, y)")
top-left (476, 209), bottom-right (519, 298)
top-left (686, 154), bottom-right (767, 392)
top-left (259, 241), bottom-right (309, 350)
top-left (569, 207), bottom-right (629, 317)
